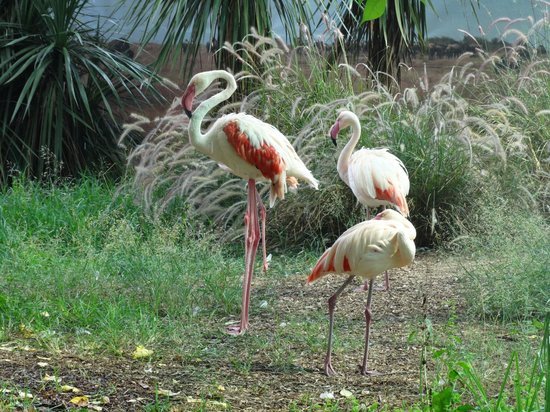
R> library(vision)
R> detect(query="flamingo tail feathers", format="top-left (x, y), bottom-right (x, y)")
top-left (307, 249), bottom-right (333, 283)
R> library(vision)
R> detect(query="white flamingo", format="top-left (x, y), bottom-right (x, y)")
top-left (307, 209), bottom-right (416, 376)
top-left (330, 110), bottom-right (410, 290)
top-left (181, 70), bottom-right (319, 335)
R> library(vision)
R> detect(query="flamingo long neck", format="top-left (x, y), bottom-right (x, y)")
top-left (337, 116), bottom-right (362, 181)
top-left (188, 71), bottom-right (237, 155)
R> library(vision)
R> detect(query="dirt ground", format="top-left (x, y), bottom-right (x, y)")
top-left (0, 253), bottom-right (471, 411)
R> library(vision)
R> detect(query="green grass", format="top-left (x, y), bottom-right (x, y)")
top-left (0, 177), bottom-right (246, 353)
top-left (0, 178), bottom-right (546, 410)
top-left (459, 193), bottom-right (550, 322)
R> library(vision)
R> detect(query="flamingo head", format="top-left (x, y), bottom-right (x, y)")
top-left (181, 71), bottom-right (218, 118)
top-left (329, 110), bottom-right (359, 147)
top-left (374, 209), bottom-right (416, 240)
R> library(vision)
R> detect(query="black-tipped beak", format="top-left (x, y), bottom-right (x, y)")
top-left (331, 137), bottom-right (337, 147)
top-left (184, 108), bottom-right (192, 118)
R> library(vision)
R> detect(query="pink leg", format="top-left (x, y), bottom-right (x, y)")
top-left (324, 275), bottom-right (355, 376)
top-left (255, 187), bottom-right (268, 272)
top-left (227, 179), bottom-right (260, 335)
top-left (360, 279), bottom-right (377, 375)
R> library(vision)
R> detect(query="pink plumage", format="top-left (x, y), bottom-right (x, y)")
top-left (308, 209), bottom-right (416, 376)
top-left (330, 111), bottom-right (410, 217)
top-left (181, 70), bottom-right (318, 335)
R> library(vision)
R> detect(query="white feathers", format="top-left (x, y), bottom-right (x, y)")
top-left (348, 148), bottom-right (410, 209)
top-left (334, 111), bottom-right (410, 216)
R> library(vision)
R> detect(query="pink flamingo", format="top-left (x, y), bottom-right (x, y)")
top-left (330, 110), bottom-right (410, 291)
top-left (307, 209), bottom-right (416, 376)
top-left (181, 70), bottom-right (318, 335)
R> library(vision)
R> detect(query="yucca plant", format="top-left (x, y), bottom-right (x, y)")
top-left (0, 0), bottom-right (162, 184)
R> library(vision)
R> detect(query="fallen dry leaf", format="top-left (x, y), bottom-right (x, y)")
top-left (340, 388), bottom-right (353, 398)
top-left (156, 388), bottom-right (180, 397)
top-left (60, 385), bottom-right (81, 393)
top-left (42, 374), bottom-right (62, 383)
top-left (18, 324), bottom-right (34, 339)
top-left (70, 395), bottom-right (89, 407)
top-left (126, 397), bottom-right (146, 403)
top-left (37, 362), bottom-right (49, 368)
top-left (132, 345), bottom-right (153, 359)
top-left (18, 391), bottom-right (33, 399)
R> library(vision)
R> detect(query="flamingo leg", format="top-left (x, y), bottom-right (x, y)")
top-left (360, 278), bottom-right (376, 375)
top-left (227, 179), bottom-right (260, 335)
top-left (255, 187), bottom-right (268, 272)
top-left (324, 275), bottom-right (355, 376)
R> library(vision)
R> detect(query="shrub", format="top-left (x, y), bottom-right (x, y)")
top-left (0, 0), bottom-right (162, 183)
top-left (122, 17), bottom-right (548, 249)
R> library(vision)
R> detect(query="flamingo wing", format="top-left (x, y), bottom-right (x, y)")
top-left (308, 220), bottom-right (403, 283)
top-left (222, 113), bottom-right (318, 206)
top-left (348, 149), bottom-right (410, 216)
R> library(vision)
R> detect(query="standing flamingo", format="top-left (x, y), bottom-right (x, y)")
top-left (330, 110), bottom-right (410, 290)
top-left (307, 209), bottom-right (416, 376)
top-left (181, 70), bottom-right (319, 335)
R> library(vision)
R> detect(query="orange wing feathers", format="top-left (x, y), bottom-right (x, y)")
top-left (374, 183), bottom-right (409, 217)
top-left (224, 121), bottom-right (285, 180)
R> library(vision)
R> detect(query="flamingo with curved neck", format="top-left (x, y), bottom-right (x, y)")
top-left (329, 110), bottom-right (410, 291)
top-left (308, 209), bottom-right (416, 376)
top-left (181, 70), bottom-right (318, 335)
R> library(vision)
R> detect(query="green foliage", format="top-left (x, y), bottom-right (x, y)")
top-left (0, 177), bottom-right (243, 351)
top-left (412, 316), bottom-right (547, 412)
top-left (460, 194), bottom-right (549, 322)
top-left (0, 0), bottom-right (161, 183)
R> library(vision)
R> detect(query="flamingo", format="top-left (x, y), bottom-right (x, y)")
top-left (181, 70), bottom-right (319, 335)
top-left (330, 110), bottom-right (410, 291)
top-left (308, 209), bottom-right (416, 376)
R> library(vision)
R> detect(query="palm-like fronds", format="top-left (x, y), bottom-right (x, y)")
top-left (125, 0), bottom-right (313, 77)
top-left (332, 0), bottom-right (432, 84)
top-left (0, 0), bottom-right (162, 183)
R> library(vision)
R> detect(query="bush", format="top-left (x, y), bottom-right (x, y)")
top-left (0, 0), bottom-right (162, 183)
top-left (122, 18), bottom-right (549, 250)
top-left (460, 192), bottom-right (549, 321)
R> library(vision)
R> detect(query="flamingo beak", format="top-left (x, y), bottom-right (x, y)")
top-left (329, 120), bottom-right (340, 147)
top-left (181, 84), bottom-right (196, 118)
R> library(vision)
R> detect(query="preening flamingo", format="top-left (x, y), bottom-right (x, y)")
top-left (330, 110), bottom-right (410, 290)
top-left (307, 209), bottom-right (416, 376)
top-left (181, 70), bottom-right (319, 335)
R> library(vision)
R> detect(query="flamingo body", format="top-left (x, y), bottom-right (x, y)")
top-left (308, 209), bottom-right (416, 284)
top-left (308, 209), bottom-right (416, 376)
top-left (181, 70), bottom-right (318, 334)
top-left (331, 111), bottom-right (410, 217)
top-left (345, 148), bottom-right (409, 215)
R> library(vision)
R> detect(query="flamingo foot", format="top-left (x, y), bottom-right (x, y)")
top-left (226, 323), bottom-right (248, 336)
top-left (358, 365), bottom-right (381, 376)
top-left (324, 360), bottom-right (337, 376)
